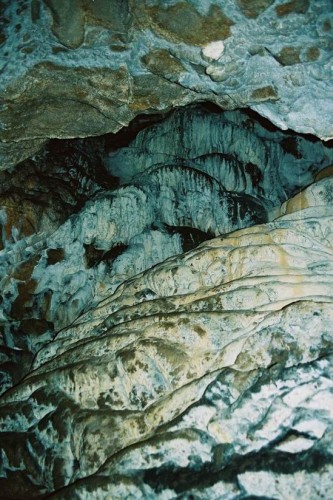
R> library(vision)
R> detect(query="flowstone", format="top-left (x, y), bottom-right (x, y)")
top-left (0, 103), bottom-right (332, 498)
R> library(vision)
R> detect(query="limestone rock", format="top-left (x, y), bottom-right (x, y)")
top-left (201, 41), bottom-right (225, 62)
top-left (0, 155), bottom-right (332, 496)
top-left (1, 106), bottom-right (332, 397)
top-left (1, 1), bottom-right (333, 492)
top-left (0, 0), bottom-right (333, 170)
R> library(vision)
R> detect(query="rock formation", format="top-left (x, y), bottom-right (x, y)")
top-left (1, 0), bottom-right (333, 169)
top-left (0, 1), bottom-right (333, 498)
top-left (1, 166), bottom-right (333, 498)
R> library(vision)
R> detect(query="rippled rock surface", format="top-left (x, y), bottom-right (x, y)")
top-left (1, 1), bottom-right (333, 496)
top-left (1, 106), bottom-right (332, 397)
top-left (1, 155), bottom-right (333, 497)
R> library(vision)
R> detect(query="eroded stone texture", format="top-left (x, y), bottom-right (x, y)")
top-left (0, 0), bottom-right (333, 169)
top-left (237, 0), bottom-right (275, 18)
top-left (140, 2), bottom-right (234, 45)
top-left (0, 1), bottom-right (333, 495)
top-left (2, 63), bottom-right (131, 142)
top-left (1, 106), bottom-right (332, 397)
top-left (0, 172), bottom-right (332, 497)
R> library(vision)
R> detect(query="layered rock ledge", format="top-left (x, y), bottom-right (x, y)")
top-left (1, 169), bottom-right (333, 497)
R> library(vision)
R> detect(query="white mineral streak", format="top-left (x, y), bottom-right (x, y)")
top-left (0, 173), bottom-right (332, 497)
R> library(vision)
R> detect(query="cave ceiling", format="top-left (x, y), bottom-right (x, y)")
top-left (1, 1), bottom-right (333, 499)
top-left (0, 0), bottom-right (333, 169)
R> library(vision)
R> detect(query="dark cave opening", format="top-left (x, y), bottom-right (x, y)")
top-left (4, 101), bottom-right (331, 236)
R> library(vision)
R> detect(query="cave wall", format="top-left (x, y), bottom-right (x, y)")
top-left (1, 105), bottom-right (332, 395)
top-left (0, 1), bottom-right (333, 498)
top-left (1, 167), bottom-right (333, 498)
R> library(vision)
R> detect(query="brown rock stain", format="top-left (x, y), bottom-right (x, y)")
top-left (323, 19), bottom-right (332, 32)
top-left (237, 0), bottom-right (274, 18)
top-left (275, 0), bottom-right (309, 16)
top-left (251, 85), bottom-right (278, 101)
top-left (12, 255), bottom-right (40, 281)
top-left (11, 279), bottom-right (37, 320)
top-left (276, 46), bottom-right (301, 66)
top-left (81, 0), bottom-right (130, 32)
top-left (145, 3), bottom-right (234, 45)
top-left (277, 246), bottom-right (290, 271)
top-left (2, 62), bottom-right (131, 140)
top-left (141, 49), bottom-right (185, 79)
top-left (193, 325), bottom-right (206, 337)
top-left (130, 75), bottom-right (183, 112)
top-left (315, 165), bottom-right (333, 182)
top-left (21, 46), bottom-right (35, 54)
top-left (306, 46), bottom-right (320, 62)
